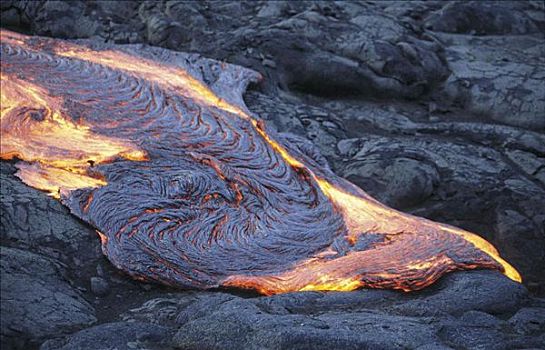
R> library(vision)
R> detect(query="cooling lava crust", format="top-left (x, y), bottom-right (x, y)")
top-left (0, 29), bottom-right (521, 295)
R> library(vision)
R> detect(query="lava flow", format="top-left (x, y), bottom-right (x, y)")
top-left (0, 29), bottom-right (521, 295)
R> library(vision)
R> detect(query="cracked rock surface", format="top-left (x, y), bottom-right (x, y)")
top-left (51, 271), bottom-right (540, 350)
top-left (0, 247), bottom-right (96, 348)
top-left (1, 1), bottom-right (544, 349)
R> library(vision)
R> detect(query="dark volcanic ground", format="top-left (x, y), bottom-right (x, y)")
top-left (1, 1), bottom-right (544, 349)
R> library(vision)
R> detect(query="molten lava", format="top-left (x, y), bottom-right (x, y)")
top-left (0, 29), bottom-right (521, 295)
top-left (0, 70), bottom-right (146, 197)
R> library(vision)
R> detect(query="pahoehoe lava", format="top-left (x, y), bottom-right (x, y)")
top-left (0, 29), bottom-right (521, 295)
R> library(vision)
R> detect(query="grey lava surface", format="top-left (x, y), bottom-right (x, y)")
top-left (1, 1), bottom-right (544, 349)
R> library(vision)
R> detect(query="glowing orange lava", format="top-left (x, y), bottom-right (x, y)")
top-left (0, 70), bottom-right (147, 197)
top-left (0, 29), bottom-right (521, 295)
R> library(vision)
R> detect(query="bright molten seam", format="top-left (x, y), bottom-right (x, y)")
top-left (0, 29), bottom-right (521, 295)
top-left (0, 71), bottom-right (147, 198)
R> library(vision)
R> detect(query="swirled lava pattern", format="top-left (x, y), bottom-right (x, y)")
top-left (0, 30), bottom-right (521, 295)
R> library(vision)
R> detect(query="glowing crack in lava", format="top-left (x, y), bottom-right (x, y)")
top-left (0, 30), bottom-right (521, 295)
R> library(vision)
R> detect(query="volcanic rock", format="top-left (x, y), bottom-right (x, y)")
top-left (1, 1), bottom-right (544, 349)
top-left (0, 162), bottom-right (102, 267)
top-left (90, 277), bottom-right (110, 297)
top-left (424, 1), bottom-right (543, 35)
top-left (509, 307), bottom-right (545, 335)
top-left (437, 33), bottom-right (545, 129)
top-left (108, 270), bottom-right (535, 350)
top-left (388, 270), bottom-right (528, 316)
top-left (0, 247), bottom-right (96, 348)
top-left (340, 156), bottom-right (439, 209)
top-left (40, 322), bottom-right (172, 350)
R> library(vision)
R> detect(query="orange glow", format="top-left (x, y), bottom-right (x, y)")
top-left (0, 74), bottom-right (147, 197)
top-left (315, 181), bottom-right (522, 283)
top-left (224, 181), bottom-right (521, 295)
top-left (0, 29), bottom-right (521, 295)
top-left (14, 162), bottom-right (106, 199)
top-left (96, 230), bottom-right (108, 245)
top-left (243, 119), bottom-right (522, 293)
top-left (52, 45), bottom-right (249, 119)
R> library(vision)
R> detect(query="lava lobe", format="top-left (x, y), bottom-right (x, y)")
top-left (0, 29), bottom-right (521, 295)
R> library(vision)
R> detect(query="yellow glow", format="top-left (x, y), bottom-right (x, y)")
top-left (52, 40), bottom-right (521, 287)
top-left (0, 74), bottom-right (147, 196)
top-left (1, 29), bottom-right (522, 295)
top-left (299, 278), bottom-right (362, 292)
top-left (441, 225), bottom-right (522, 282)
top-left (15, 163), bottom-right (106, 198)
top-left (53, 46), bottom-right (249, 119)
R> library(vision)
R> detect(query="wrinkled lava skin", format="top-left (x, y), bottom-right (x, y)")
top-left (0, 30), bottom-right (520, 295)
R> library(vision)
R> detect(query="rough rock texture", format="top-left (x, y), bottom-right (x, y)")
top-left (36, 271), bottom-right (543, 350)
top-left (90, 271), bottom-right (543, 350)
top-left (424, 1), bottom-right (544, 35)
top-left (40, 322), bottom-right (173, 350)
top-left (437, 33), bottom-right (545, 129)
top-left (1, 162), bottom-right (100, 349)
top-left (0, 247), bottom-right (96, 348)
top-left (1, 1), bottom-right (544, 349)
top-left (1, 162), bottom-right (102, 267)
top-left (248, 92), bottom-right (545, 291)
